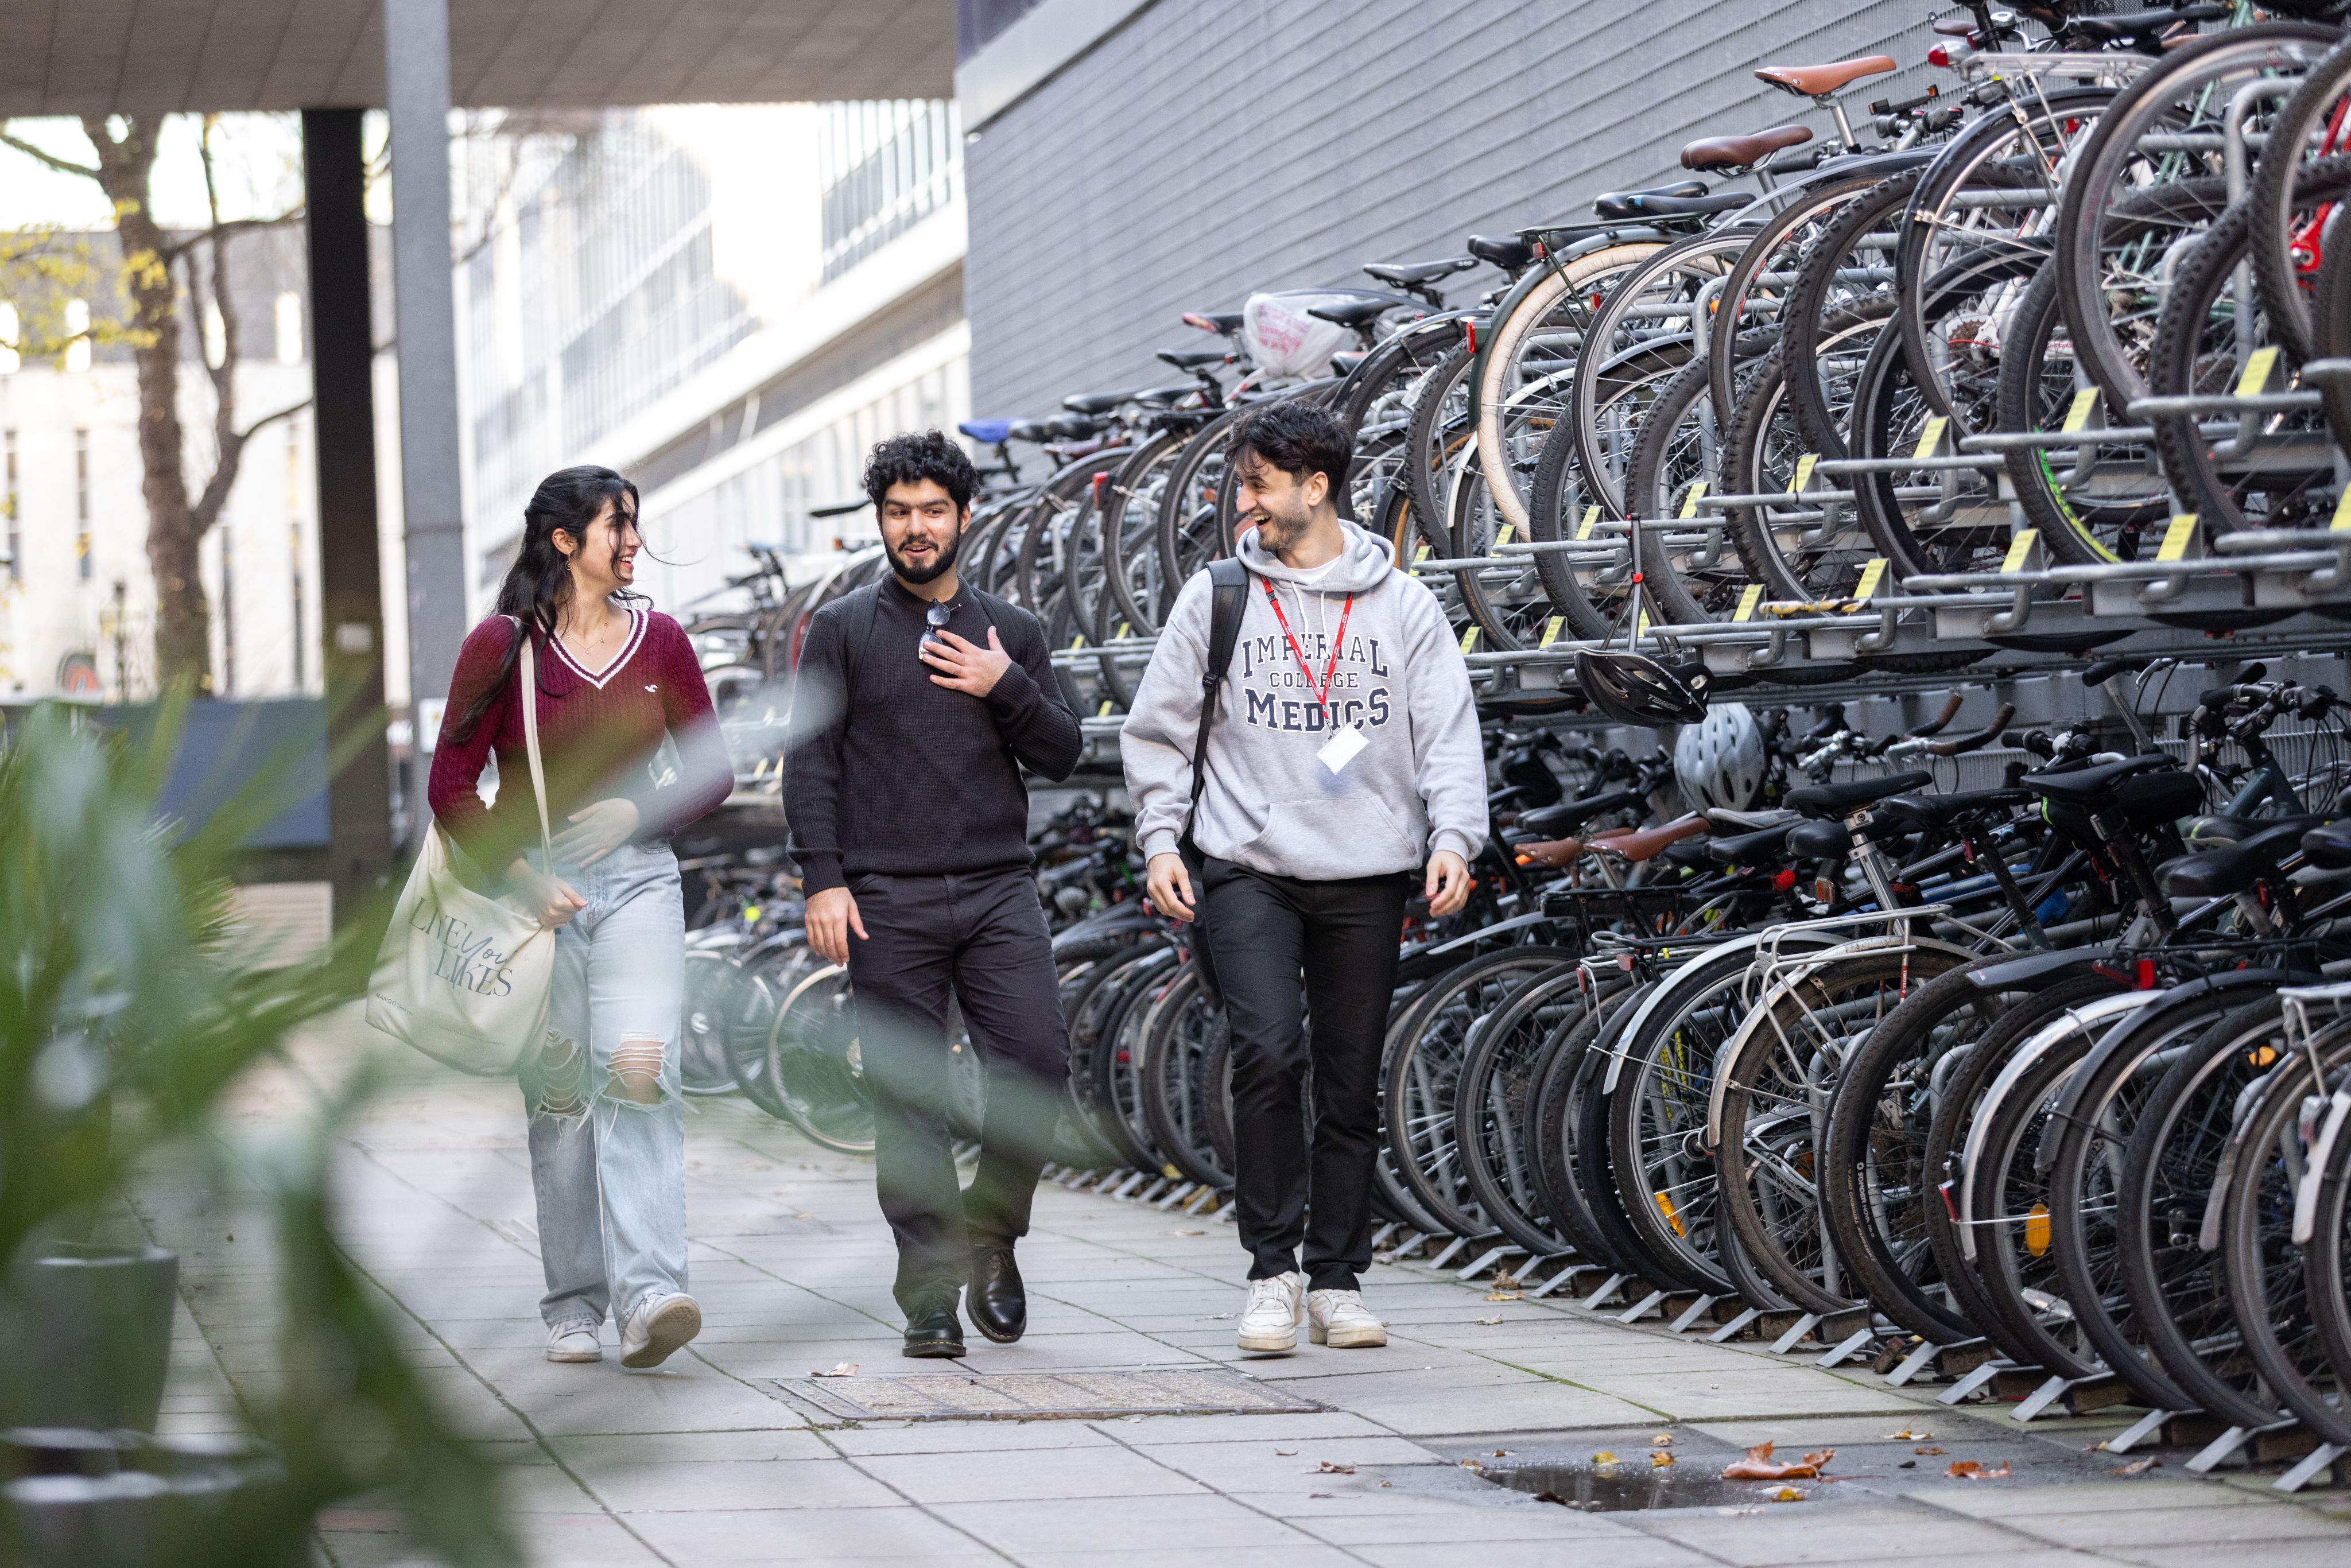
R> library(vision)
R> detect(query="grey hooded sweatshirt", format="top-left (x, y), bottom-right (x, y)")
top-left (1120, 521), bottom-right (1488, 882)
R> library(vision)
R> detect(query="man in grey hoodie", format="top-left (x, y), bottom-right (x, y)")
top-left (1121, 400), bottom-right (1487, 1354)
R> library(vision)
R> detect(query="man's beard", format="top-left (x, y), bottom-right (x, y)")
top-left (887, 525), bottom-right (962, 585)
top-left (1247, 495), bottom-right (1312, 556)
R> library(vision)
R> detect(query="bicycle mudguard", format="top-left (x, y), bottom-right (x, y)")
top-left (1962, 945), bottom-right (2119, 992)
top-left (2038, 968), bottom-right (2314, 1170)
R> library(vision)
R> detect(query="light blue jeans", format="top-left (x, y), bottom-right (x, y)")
top-left (519, 839), bottom-right (689, 1330)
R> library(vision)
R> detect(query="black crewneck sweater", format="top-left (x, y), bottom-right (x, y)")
top-left (785, 576), bottom-right (1082, 892)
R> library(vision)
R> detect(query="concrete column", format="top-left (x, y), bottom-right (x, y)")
top-left (300, 108), bottom-right (395, 918)
top-left (382, 0), bottom-right (467, 837)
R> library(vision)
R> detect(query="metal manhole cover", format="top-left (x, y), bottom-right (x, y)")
top-left (774, 1366), bottom-right (1321, 1422)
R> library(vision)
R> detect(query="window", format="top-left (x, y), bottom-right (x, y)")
top-left (64, 298), bottom-right (89, 373)
top-left (74, 429), bottom-right (90, 581)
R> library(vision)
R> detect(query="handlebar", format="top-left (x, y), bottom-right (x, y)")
top-left (1927, 704), bottom-right (2015, 758)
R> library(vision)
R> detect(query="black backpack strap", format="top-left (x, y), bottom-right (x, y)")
top-left (837, 583), bottom-right (884, 709)
top-left (1181, 558), bottom-right (1251, 843)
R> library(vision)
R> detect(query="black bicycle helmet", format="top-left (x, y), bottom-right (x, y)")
top-left (1572, 649), bottom-right (1712, 728)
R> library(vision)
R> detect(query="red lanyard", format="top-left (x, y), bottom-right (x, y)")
top-left (1260, 580), bottom-right (1353, 717)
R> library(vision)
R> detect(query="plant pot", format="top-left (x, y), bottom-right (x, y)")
top-left (0, 1243), bottom-right (177, 1433)
top-left (3, 1433), bottom-right (306, 1568)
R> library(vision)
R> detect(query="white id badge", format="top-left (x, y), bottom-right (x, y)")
top-left (1318, 724), bottom-right (1367, 775)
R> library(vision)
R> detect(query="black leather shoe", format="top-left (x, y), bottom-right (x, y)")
top-left (968, 1241), bottom-right (1026, 1344)
top-left (901, 1294), bottom-right (966, 1359)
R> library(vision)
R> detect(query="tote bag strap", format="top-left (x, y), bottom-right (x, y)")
top-left (517, 627), bottom-right (553, 859)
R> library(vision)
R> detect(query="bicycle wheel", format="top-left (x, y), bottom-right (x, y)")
top-left (1453, 965), bottom-right (1591, 1255)
top-left (1529, 979), bottom-right (1651, 1274)
top-left (2054, 25), bottom-right (2341, 409)
top-left (1386, 948), bottom-right (1580, 1236)
top-left (1782, 170), bottom-right (1919, 457)
top-left (1473, 242), bottom-right (1667, 530)
top-left (1082, 946), bottom-right (1181, 1169)
top-left (2304, 1089), bottom-right (2351, 1404)
top-left (2214, 1019), bottom-right (2351, 1443)
top-left (679, 947), bottom-right (755, 1096)
top-left (765, 965), bottom-right (876, 1155)
top-left (1714, 941), bottom-right (1973, 1315)
top-left (2251, 32), bottom-right (2351, 362)
top-left (1139, 965), bottom-right (1231, 1188)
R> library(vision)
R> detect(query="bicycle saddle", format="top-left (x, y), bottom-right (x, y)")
top-left (1589, 815), bottom-right (1708, 863)
top-left (1783, 771), bottom-right (1931, 819)
top-left (2303, 820), bottom-right (2351, 871)
top-left (2020, 754), bottom-right (2172, 804)
top-left (2068, 5), bottom-right (2226, 50)
top-left (1466, 234), bottom-right (1537, 271)
top-left (1518, 787), bottom-right (1649, 837)
top-left (1877, 787), bottom-right (2031, 828)
top-left (1182, 311), bottom-right (1245, 335)
top-left (1331, 350), bottom-right (1368, 376)
top-left (2158, 816), bottom-right (2321, 899)
top-left (1592, 189), bottom-right (1753, 221)
top-left (2187, 813), bottom-right (2271, 847)
top-left (1705, 805), bottom-right (1797, 833)
top-left (1787, 820), bottom-right (1854, 859)
top-left (1045, 413), bottom-right (1100, 440)
top-left (1705, 821), bottom-right (1795, 867)
top-left (1008, 419), bottom-right (1054, 442)
top-left (1681, 124), bottom-right (1813, 173)
top-left (958, 418), bottom-right (1014, 444)
top-left (1309, 298), bottom-right (1394, 329)
top-left (1158, 348), bottom-right (1229, 370)
top-left (1755, 56), bottom-right (1898, 99)
top-left (1363, 256), bottom-right (1477, 288)
top-left (1062, 390), bottom-right (1138, 416)
top-left (1130, 383), bottom-right (1199, 409)
top-left (1586, 180), bottom-right (1704, 221)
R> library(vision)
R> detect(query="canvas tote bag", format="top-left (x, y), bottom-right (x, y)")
top-left (366, 627), bottom-right (558, 1076)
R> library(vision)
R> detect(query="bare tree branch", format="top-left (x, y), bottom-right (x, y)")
top-left (189, 399), bottom-right (311, 532)
top-left (158, 211), bottom-right (305, 263)
top-left (0, 126), bottom-right (98, 181)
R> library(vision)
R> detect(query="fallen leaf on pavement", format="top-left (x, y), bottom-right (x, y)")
top-left (1915, 1446), bottom-right (1946, 1456)
top-left (1492, 1449), bottom-right (1510, 1457)
top-left (812, 1363), bottom-right (858, 1377)
top-left (1490, 1271), bottom-right (1520, 1291)
top-left (1170, 1228), bottom-right (1204, 1236)
top-left (1485, 1290), bottom-right (1523, 1301)
top-left (1275, 1449), bottom-right (1297, 1457)
top-left (1459, 1459), bottom-right (1484, 1472)
top-left (1946, 1460), bottom-right (2010, 1480)
top-left (1769, 1485), bottom-right (1805, 1503)
top-left (1592, 1451), bottom-right (1619, 1465)
top-left (1531, 1490), bottom-right (1570, 1506)
top-left (1473, 1315), bottom-right (1504, 1325)
top-left (1314, 1461), bottom-right (1355, 1474)
top-left (1721, 1442), bottom-right (1835, 1481)
top-left (2111, 1457), bottom-right (2160, 1477)
top-left (1652, 1433), bottom-right (1674, 1446)
top-left (1652, 1450), bottom-right (1674, 1468)
top-left (1884, 1427), bottom-right (1929, 1441)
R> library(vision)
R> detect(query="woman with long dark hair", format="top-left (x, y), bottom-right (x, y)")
top-left (428, 465), bottom-right (732, 1369)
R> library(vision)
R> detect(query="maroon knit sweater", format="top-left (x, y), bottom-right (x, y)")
top-left (428, 606), bottom-right (734, 872)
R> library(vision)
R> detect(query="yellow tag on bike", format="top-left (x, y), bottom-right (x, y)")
top-left (1789, 453), bottom-right (1817, 493)
top-left (1493, 523), bottom-right (1514, 548)
top-left (1577, 505), bottom-right (1599, 540)
top-left (1913, 415), bottom-right (1949, 460)
top-left (1734, 584), bottom-right (1763, 622)
top-left (1539, 616), bottom-right (1564, 649)
top-left (2156, 513), bottom-right (2198, 563)
top-left (1678, 483), bottom-right (1707, 518)
top-left (1855, 557), bottom-right (1888, 598)
top-left (2235, 346), bottom-right (2281, 398)
top-left (2062, 387), bottom-right (2098, 433)
top-left (2001, 530), bottom-right (2040, 573)
top-left (1460, 626), bottom-right (1480, 653)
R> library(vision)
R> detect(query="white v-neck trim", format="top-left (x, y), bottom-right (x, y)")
top-left (548, 604), bottom-right (647, 689)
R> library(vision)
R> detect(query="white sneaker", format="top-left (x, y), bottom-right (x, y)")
top-left (1236, 1272), bottom-right (1304, 1352)
top-left (619, 1291), bottom-right (702, 1368)
top-left (545, 1320), bottom-right (602, 1363)
top-left (1308, 1288), bottom-right (1387, 1348)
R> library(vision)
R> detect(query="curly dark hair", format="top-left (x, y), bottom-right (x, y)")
top-left (863, 429), bottom-right (977, 514)
top-left (1233, 400), bottom-right (1353, 494)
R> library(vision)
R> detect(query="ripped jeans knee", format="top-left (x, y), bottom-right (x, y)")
top-left (531, 1030), bottom-right (591, 1120)
top-left (606, 1035), bottom-right (669, 1107)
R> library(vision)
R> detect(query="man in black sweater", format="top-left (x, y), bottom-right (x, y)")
top-left (785, 430), bottom-right (1083, 1357)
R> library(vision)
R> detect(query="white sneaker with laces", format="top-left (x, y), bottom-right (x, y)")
top-left (545, 1320), bottom-right (602, 1363)
top-left (1307, 1288), bottom-right (1387, 1348)
top-left (619, 1291), bottom-right (702, 1368)
top-left (1236, 1272), bottom-right (1304, 1352)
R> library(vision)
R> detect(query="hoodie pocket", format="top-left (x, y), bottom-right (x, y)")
top-left (1240, 794), bottom-right (1419, 875)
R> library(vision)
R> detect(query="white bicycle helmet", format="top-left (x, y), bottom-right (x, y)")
top-left (1675, 702), bottom-right (1766, 813)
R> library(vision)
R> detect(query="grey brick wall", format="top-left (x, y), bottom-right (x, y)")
top-left (965, 0), bottom-right (1945, 418)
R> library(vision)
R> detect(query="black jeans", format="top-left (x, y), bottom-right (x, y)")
top-left (845, 867), bottom-right (1070, 1315)
top-left (1200, 856), bottom-right (1406, 1292)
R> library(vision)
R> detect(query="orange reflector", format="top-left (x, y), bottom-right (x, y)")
top-left (1654, 1191), bottom-right (1685, 1237)
top-left (2025, 1204), bottom-right (2050, 1256)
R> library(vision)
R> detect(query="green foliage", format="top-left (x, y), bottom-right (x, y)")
top-left (0, 696), bottom-right (518, 1567)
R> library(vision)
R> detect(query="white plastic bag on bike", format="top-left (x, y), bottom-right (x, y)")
top-left (1242, 293), bottom-right (1355, 382)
